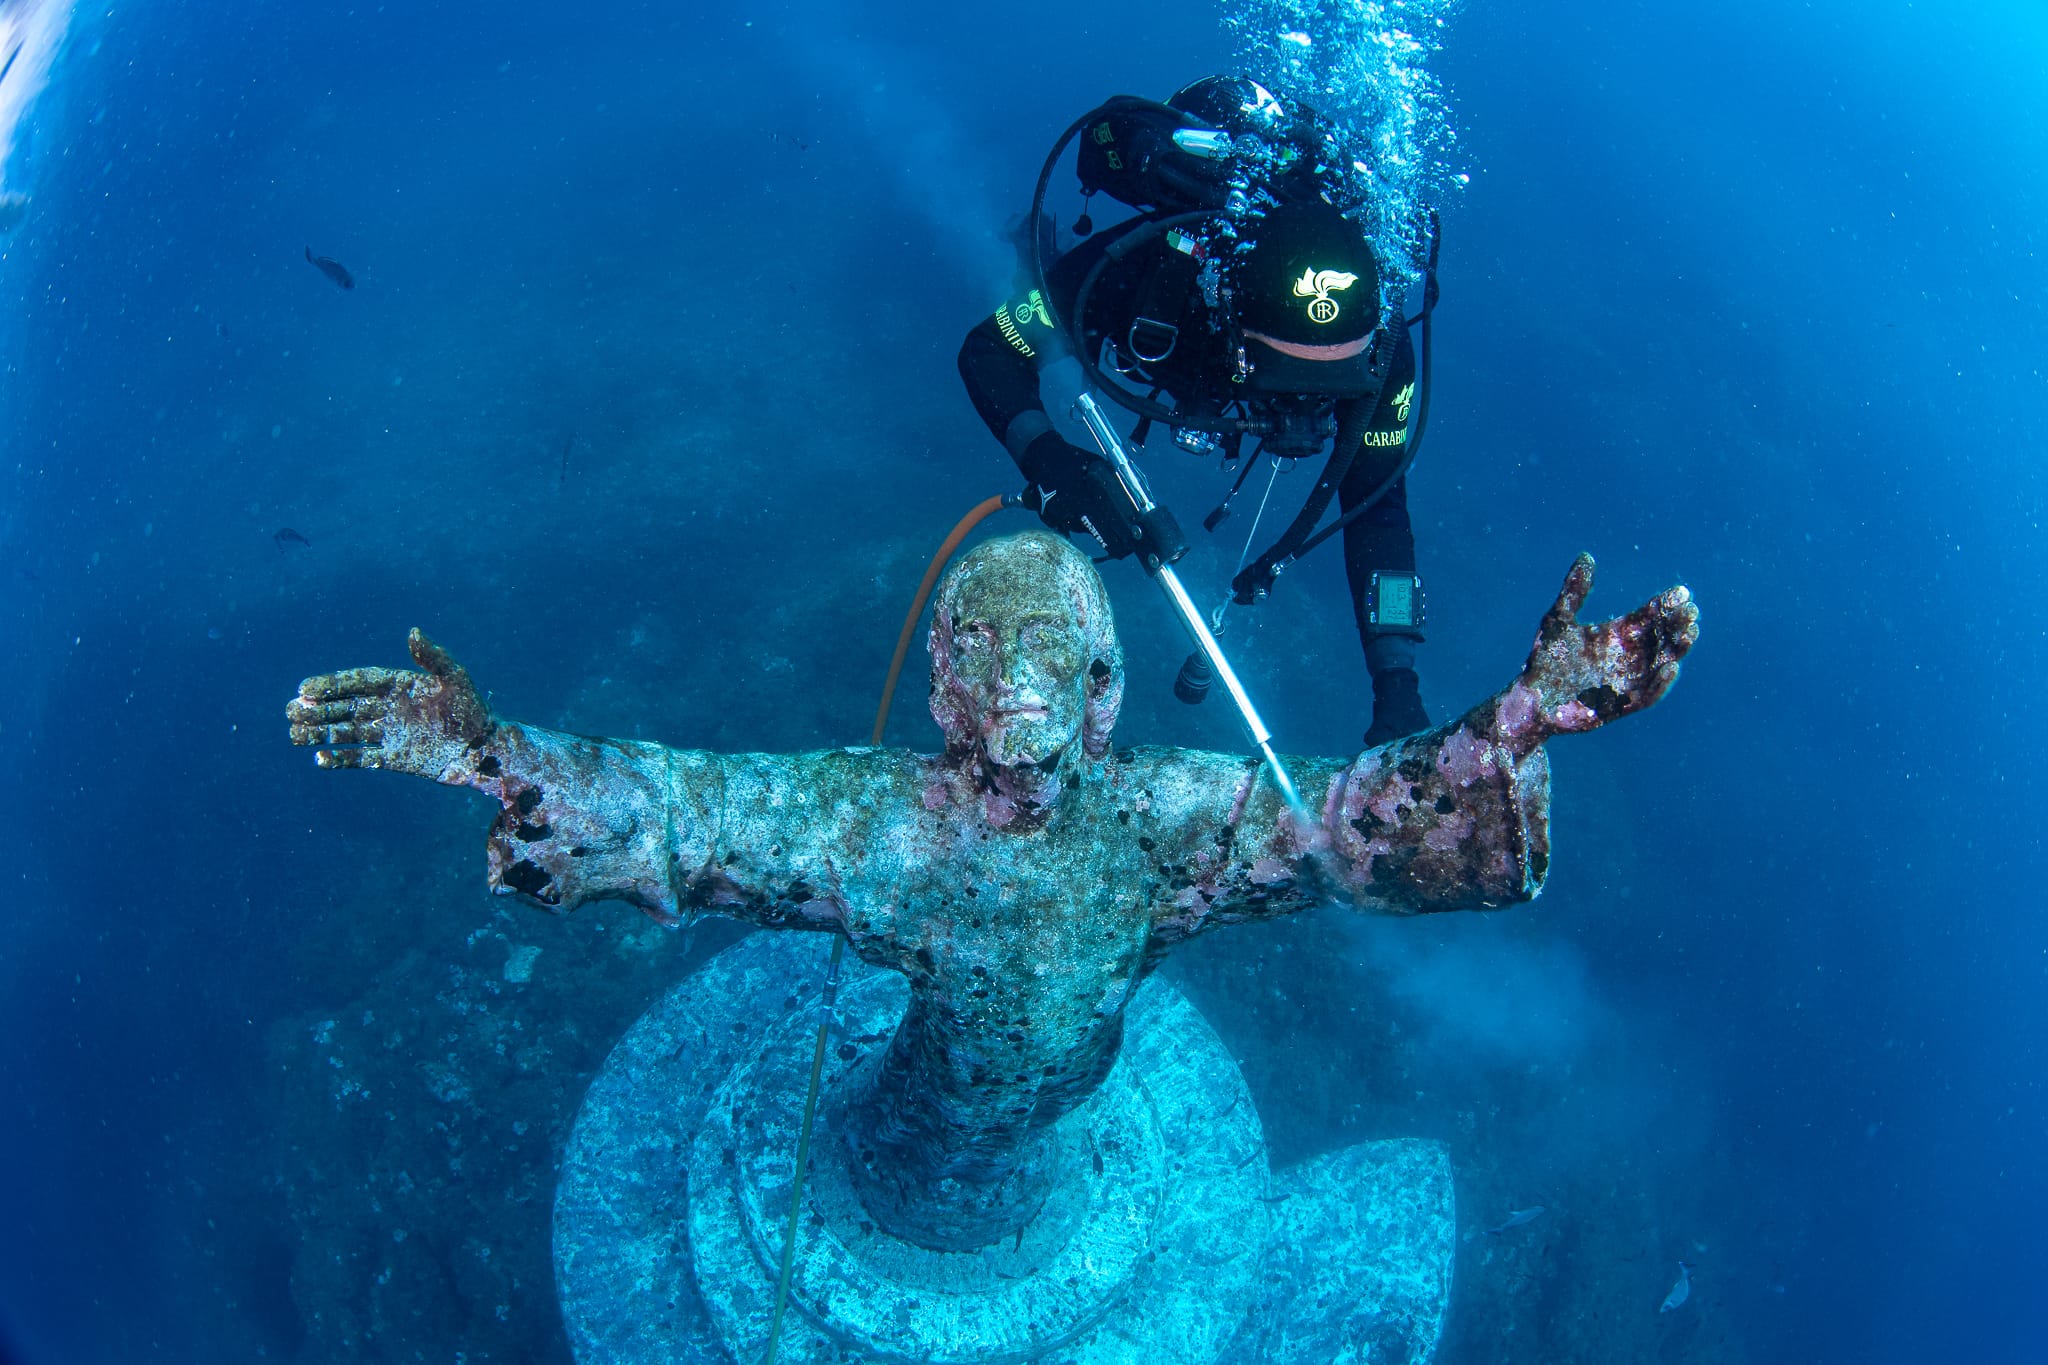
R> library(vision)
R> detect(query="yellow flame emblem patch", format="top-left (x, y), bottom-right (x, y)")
top-left (1291, 267), bottom-right (1358, 325)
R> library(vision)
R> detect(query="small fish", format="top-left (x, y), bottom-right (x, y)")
top-left (1485, 1206), bottom-right (1546, 1236)
top-left (304, 247), bottom-right (354, 290)
top-left (273, 527), bottom-right (312, 552)
top-left (1659, 1261), bottom-right (1693, 1313)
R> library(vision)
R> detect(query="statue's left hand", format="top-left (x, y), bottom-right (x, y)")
top-left (1489, 554), bottom-right (1699, 754)
top-left (287, 629), bottom-right (497, 784)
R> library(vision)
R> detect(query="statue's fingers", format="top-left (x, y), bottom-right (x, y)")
top-left (298, 666), bottom-right (408, 704)
top-left (313, 747), bottom-right (373, 770)
top-left (1560, 553), bottom-right (1595, 617)
top-left (1624, 659), bottom-right (1683, 715)
top-left (1593, 588), bottom-right (1698, 718)
top-left (408, 628), bottom-right (465, 681)
top-left (287, 695), bottom-right (388, 727)
top-left (1601, 584), bottom-right (1697, 670)
top-left (290, 720), bottom-right (384, 747)
top-left (1534, 553), bottom-right (1597, 650)
top-left (1653, 586), bottom-right (1700, 667)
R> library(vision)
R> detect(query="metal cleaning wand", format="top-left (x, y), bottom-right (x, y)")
top-left (1071, 391), bottom-right (1305, 814)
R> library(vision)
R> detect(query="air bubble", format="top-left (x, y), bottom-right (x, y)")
top-left (1225, 0), bottom-right (1469, 290)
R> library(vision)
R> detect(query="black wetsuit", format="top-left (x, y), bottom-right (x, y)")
top-left (956, 213), bottom-right (1427, 722)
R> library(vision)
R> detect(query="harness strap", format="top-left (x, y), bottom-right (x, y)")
top-left (1200, 430), bottom-right (1270, 531)
top-left (1228, 392), bottom-right (1376, 604)
top-left (1226, 319), bottom-right (1397, 604)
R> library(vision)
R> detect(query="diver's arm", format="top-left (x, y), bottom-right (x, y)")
top-left (958, 314), bottom-right (1055, 468)
top-left (1349, 472), bottom-right (1426, 744)
top-left (958, 224), bottom-right (1138, 470)
top-left (956, 239), bottom-right (1157, 560)
top-left (1339, 332), bottom-right (1421, 593)
top-left (956, 232), bottom-right (1115, 471)
top-left (1341, 334), bottom-right (1430, 743)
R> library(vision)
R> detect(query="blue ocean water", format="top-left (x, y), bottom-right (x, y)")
top-left (1, 1), bottom-right (2042, 1361)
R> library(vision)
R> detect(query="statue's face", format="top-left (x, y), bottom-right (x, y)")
top-left (928, 532), bottom-right (1123, 819)
top-left (946, 584), bottom-right (1091, 772)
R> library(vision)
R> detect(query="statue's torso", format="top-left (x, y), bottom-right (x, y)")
top-left (705, 745), bottom-right (1295, 1182)
top-left (844, 770), bottom-right (1166, 1104)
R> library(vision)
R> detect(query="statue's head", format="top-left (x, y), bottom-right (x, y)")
top-left (928, 531), bottom-right (1123, 818)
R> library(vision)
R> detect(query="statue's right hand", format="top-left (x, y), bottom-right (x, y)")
top-left (287, 629), bottom-right (496, 783)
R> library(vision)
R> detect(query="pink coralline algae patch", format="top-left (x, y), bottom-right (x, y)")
top-left (1433, 726), bottom-right (1494, 787)
top-left (1422, 812), bottom-right (1475, 853)
top-left (1555, 699), bottom-right (1598, 730)
top-left (1494, 683), bottom-right (1539, 744)
top-left (1366, 784), bottom-right (1408, 830)
top-left (1331, 777), bottom-right (1382, 838)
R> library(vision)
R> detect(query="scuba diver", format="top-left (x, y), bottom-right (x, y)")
top-left (958, 76), bottom-right (1441, 746)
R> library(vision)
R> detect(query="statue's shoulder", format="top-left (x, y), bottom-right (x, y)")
top-left (1107, 744), bottom-right (1264, 777)
top-left (839, 746), bottom-right (958, 794)
top-left (713, 746), bottom-right (939, 787)
top-left (1100, 745), bottom-right (1265, 814)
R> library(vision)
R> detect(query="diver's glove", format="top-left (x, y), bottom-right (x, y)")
top-left (1020, 434), bottom-right (1187, 565)
top-left (1364, 666), bottom-right (1431, 747)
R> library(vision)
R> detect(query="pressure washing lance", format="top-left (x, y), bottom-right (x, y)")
top-left (1069, 390), bottom-right (1306, 814)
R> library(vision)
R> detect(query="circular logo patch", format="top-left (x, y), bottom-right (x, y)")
top-left (1292, 267), bottom-right (1358, 327)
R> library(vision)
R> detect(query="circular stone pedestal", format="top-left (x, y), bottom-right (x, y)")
top-left (555, 933), bottom-right (1452, 1365)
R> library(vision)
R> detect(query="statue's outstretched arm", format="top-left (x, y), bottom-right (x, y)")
top-left (288, 631), bottom-right (891, 935)
top-left (287, 629), bottom-right (707, 922)
top-left (1149, 555), bottom-right (1697, 935)
top-left (1318, 553), bottom-right (1697, 911)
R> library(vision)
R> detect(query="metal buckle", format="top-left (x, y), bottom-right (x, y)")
top-left (1127, 317), bottom-right (1178, 364)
